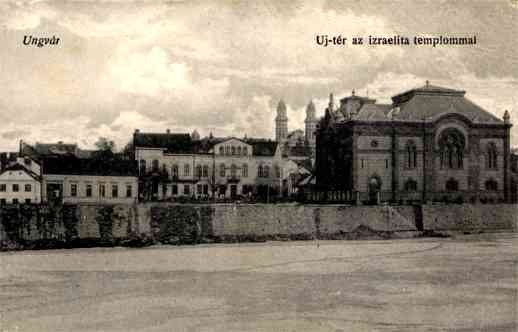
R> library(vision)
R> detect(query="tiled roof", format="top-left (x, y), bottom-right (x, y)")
top-left (42, 156), bottom-right (138, 177)
top-left (34, 143), bottom-right (78, 155)
top-left (133, 133), bottom-right (193, 154)
top-left (1, 163), bottom-right (41, 181)
top-left (342, 84), bottom-right (502, 124)
top-left (393, 84), bottom-right (465, 100)
top-left (134, 132), bottom-right (278, 157)
top-left (286, 144), bottom-right (311, 157)
top-left (354, 104), bottom-right (392, 121)
top-left (245, 139), bottom-right (278, 156)
top-left (392, 93), bottom-right (502, 123)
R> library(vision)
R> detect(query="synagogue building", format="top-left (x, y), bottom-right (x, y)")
top-left (315, 82), bottom-right (512, 203)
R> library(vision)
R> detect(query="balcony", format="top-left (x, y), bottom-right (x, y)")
top-left (227, 175), bottom-right (241, 183)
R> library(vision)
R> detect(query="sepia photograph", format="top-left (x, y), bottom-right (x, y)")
top-left (0, 1), bottom-right (517, 331)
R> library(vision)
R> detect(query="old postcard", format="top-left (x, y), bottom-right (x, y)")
top-left (0, 1), bottom-right (517, 331)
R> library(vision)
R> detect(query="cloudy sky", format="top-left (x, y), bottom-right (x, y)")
top-left (0, 0), bottom-right (517, 150)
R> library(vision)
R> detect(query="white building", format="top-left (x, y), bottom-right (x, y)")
top-left (41, 156), bottom-right (138, 204)
top-left (134, 130), bottom-right (301, 200)
top-left (0, 157), bottom-right (42, 204)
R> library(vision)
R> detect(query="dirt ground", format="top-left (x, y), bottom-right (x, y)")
top-left (0, 233), bottom-right (516, 332)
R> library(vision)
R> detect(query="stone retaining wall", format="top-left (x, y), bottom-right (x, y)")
top-left (0, 203), bottom-right (515, 247)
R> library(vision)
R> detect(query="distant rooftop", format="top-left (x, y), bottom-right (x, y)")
top-left (133, 131), bottom-right (279, 156)
top-left (42, 155), bottom-right (138, 177)
top-left (335, 83), bottom-right (503, 124)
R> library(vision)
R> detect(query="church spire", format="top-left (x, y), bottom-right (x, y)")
top-left (306, 100), bottom-right (316, 120)
top-left (328, 93), bottom-right (334, 112)
top-left (305, 100), bottom-right (317, 147)
top-left (275, 99), bottom-right (288, 141)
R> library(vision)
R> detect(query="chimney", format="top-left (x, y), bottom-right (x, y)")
top-left (58, 141), bottom-right (63, 145)
top-left (166, 129), bottom-right (171, 134)
top-left (134, 129), bottom-right (140, 134)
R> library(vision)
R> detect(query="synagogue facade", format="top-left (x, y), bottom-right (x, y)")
top-left (315, 83), bottom-right (512, 203)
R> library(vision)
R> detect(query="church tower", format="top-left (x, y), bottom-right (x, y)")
top-left (275, 99), bottom-right (288, 141)
top-left (304, 100), bottom-right (317, 146)
top-left (191, 129), bottom-right (200, 140)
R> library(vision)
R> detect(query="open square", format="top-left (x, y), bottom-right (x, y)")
top-left (1, 233), bottom-right (516, 332)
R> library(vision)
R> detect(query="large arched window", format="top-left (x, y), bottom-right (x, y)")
top-left (257, 165), bottom-right (263, 177)
top-left (439, 128), bottom-right (465, 169)
top-left (230, 164), bottom-right (237, 177)
top-left (220, 163), bottom-right (226, 177)
top-left (219, 147), bottom-right (224, 155)
top-left (231, 146), bottom-right (236, 155)
top-left (242, 163), bottom-right (248, 177)
top-left (406, 140), bottom-right (417, 169)
top-left (487, 143), bottom-right (498, 169)
top-left (237, 146), bottom-right (242, 155)
top-left (404, 178), bottom-right (418, 192)
top-left (243, 147), bottom-right (248, 156)
top-left (446, 178), bottom-right (459, 191)
top-left (202, 165), bottom-right (209, 178)
top-left (152, 159), bottom-right (159, 171)
top-left (263, 165), bottom-right (270, 178)
top-left (196, 165), bottom-right (202, 178)
top-left (485, 178), bottom-right (498, 191)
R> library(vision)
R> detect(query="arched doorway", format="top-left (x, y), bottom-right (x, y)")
top-left (368, 175), bottom-right (382, 204)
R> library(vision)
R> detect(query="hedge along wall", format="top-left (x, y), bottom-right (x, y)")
top-left (0, 204), bottom-right (139, 244)
top-left (1, 203), bottom-right (516, 245)
top-left (0, 205), bottom-right (70, 242)
top-left (422, 204), bottom-right (518, 231)
top-left (76, 204), bottom-right (138, 240)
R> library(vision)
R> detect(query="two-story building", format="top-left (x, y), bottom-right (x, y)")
top-left (133, 130), bottom-right (294, 201)
top-left (0, 156), bottom-right (42, 204)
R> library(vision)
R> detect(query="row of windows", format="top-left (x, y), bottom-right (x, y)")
top-left (257, 165), bottom-right (279, 178)
top-left (138, 161), bottom-right (280, 179)
top-left (360, 139), bottom-right (498, 171)
top-left (401, 178), bottom-right (499, 192)
top-left (168, 184), bottom-right (247, 196)
top-left (0, 183), bottom-right (33, 192)
top-left (68, 183), bottom-right (133, 198)
top-left (0, 198), bottom-right (33, 204)
top-left (218, 146), bottom-right (249, 156)
top-left (219, 164), bottom-right (249, 177)
top-left (169, 184), bottom-right (210, 196)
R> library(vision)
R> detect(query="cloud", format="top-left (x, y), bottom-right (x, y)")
top-left (0, 0), bottom-right (516, 151)
top-left (0, 2), bottom-right (57, 30)
top-left (109, 46), bottom-right (192, 97)
top-left (1, 129), bottom-right (29, 141)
